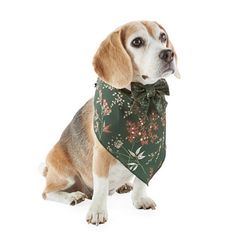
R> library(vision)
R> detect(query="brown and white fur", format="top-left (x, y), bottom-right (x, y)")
top-left (41, 21), bottom-right (180, 225)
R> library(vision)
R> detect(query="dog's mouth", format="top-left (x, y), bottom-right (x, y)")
top-left (141, 69), bottom-right (174, 81)
top-left (161, 68), bottom-right (175, 78)
top-left (141, 64), bottom-right (175, 81)
top-left (137, 76), bottom-right (160, 85)
top-left (136, 64), bottom-right (175, 85)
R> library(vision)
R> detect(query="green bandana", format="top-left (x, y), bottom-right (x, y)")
top-left (93, 78), bottom-right (170, 184)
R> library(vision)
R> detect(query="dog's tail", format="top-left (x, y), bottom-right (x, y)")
top-left (38, 162), bottom-right (48, 177)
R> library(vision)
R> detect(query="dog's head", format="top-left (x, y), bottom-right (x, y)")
top-left (93, 21), bottom-right (180, 89)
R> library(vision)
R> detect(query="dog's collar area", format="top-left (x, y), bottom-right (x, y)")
top-left (95, 78), bottom-right (170, 116)
top-left (95, 78), bottom-right (169, 93)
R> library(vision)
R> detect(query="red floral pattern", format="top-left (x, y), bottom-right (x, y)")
top-left (102, 99), bottom-right (111, 116)
top-left (126, 112), bottom-right (162, 145)
top-left (103, 123), bottom-right (111, 133)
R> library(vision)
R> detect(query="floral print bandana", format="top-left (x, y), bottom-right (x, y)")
top-left (93, 78), bottom-right (170, 184)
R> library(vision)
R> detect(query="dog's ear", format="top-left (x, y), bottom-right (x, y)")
top-left (93, 29), bottom-right (133, 88)
top-left (167, 39), bottom-right (181, 79)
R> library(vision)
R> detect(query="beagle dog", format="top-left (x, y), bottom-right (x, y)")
top-left (41, 21), bottom-right (179, 225)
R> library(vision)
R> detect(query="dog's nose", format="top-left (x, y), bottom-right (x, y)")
top-left (159, 49), bottom-right (174, 63)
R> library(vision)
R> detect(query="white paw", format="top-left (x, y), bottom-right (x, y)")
top-left (45, 191), bottom-right (87, 205)
top-left (86, 207), bottom-right (108, 225)
top-left (132, 196), bottom-right (156, 210)
top-left (68, 191), bottom-right (87, 205)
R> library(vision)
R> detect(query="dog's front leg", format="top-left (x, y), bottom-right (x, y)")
top-left (86, 144), bottom-right (111, 225)
top-left (132, 177), bottom-right (156, 210)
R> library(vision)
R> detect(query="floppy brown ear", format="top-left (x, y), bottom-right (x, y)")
top-left (93, 29), bottom-right (133, 89)
top-left (167, 39), bottom-right (181, 79)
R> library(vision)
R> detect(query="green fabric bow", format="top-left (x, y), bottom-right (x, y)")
top-left (130, 78), bottom-right (170, 115)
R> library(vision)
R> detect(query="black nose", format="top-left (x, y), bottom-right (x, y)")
top-left (159, 49), bottom-right (174, 63)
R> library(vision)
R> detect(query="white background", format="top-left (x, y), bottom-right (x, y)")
top-left (0, 0), bottom-right (236, 235)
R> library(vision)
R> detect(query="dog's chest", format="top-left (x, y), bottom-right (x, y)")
top-left (108, 161), bottom-right (133, 194)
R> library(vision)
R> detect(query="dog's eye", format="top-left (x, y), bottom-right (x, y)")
top-left (159, 33), bottom-right (167, 43)
top-left (131, 37), bottom-right (144, 48)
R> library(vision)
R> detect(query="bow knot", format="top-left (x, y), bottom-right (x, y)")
top-left (130, 78), bottom-right (169, 115)
top-left (146, 85), bottom-right (157, 98)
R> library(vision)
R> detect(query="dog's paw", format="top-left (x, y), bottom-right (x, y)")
top-left (86, 207), bottom-right (108, 226)
top-left (116, 183), bottom-right (133, 194)
top-left (132, 196), bottom-right (156, 210)
top-left (69, 191), bottom-right (87, 206)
